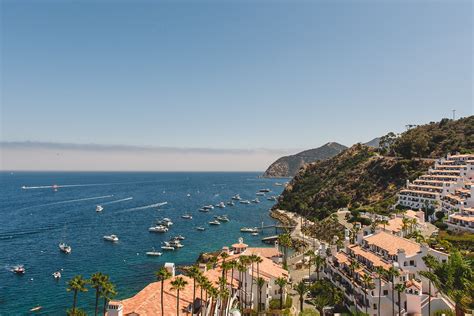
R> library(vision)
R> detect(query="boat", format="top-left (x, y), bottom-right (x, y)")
top-left (216, 202), bottom-right (226, 208)
top-left (181, 214), bottom-right (193, 219)
top-left (199, 208), bottom-right (209, 213)
top-left (227, 201), bottom-right (235, 206)
top-left (59, 242), bottom-right (72, 254)
top-left (256, 192), bottom-right (265, 196)
top-left (12, 265), bottom-right (25, 274)
top-left (146, 248), bottom-right (162, 256)
top-left (240, 227), bottom-right (259, 233)
top-left (216, 215), bottom-right (229, 222)
top-left (231, 194), bottom-right (241, 201)
top-left (275, 182), bottom-right (283, 186)
top-left (259, 188), bottom-right (271, 193)
top-left (251, 232), bottom-right (259, 236)
top-left (52, 271), bottom-right (62, 279)
top-left (96, 205), bottom-right (104, 212)
top-left (196, 226), bottom-right (206, 231)
top-left (203, 205), bottom-right (214, 210)
top-left (239, 200), bottom-right (251, 204)
top-left (169, 240), bottom-right (184, 248)
top-left (156, 218), bottom-right (173, 226)
top-left (103, 234), bottom-right (119, 242)
top-left (174, 235), bottom-right (185, 240)
top-left (209, 220), bottom-right (221, 225)
top-left (149, 225), bottom-right (169, 233)
top-left (267, 196), bottom-right (278, 201)
top-left (251, 198), bottom-right (260, 203)
top-left (29, 306), bottom-right (42, 312)
top-left (187, 193), bottom-right (191, 197)
top-left (161, 242), bottom-right (175, 250)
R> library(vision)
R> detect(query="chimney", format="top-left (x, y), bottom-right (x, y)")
top-left (107, 302), bottom-right (123, 316)
top-left (164, 262), bottom-right (176, 277)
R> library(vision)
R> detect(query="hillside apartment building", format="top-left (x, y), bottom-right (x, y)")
top-left (397, 153), bottom-right (474, 232)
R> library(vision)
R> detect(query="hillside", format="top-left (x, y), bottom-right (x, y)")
top-left (263, 142), bottom-right (347, 177)
top-left (274, 116), bottom-right (473, 220)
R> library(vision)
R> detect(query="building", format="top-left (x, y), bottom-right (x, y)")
top-left (107, 238), bottom-right (287, 316)
top-left (322, 228), bottom-right (453, 316)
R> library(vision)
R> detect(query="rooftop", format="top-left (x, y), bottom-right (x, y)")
top-left (364, 231), bottom-right (421, 256)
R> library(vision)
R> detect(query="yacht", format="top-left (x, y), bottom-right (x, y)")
top-left (52, 271), bottom-right (62, 279)
top-left (209, 220), bottom-right (221, 225)
top-left (196, 226), bottom-right (206, 231)
top-left (156, 218), bottom-right (173, 226)
top-left (227, 201), bottom-right (235, 206)
top-left (256, 192), bottom-right (265, 196)
top-left (12, 265), bottom-right (25, 274)
top-left (216, 215), bottom-right (229, 222)
top-left (174, 235), bottom-right (185, 240)
top-left (239, 200), bottom-right (251, 204)
top-left (259, 188), bottom-right (271, 193)
top-left (199, 208), bottom-right (209, 213)
top-left (181, 214), bottom-right (193, 219)
top-left (275, 182), bottom-right (283, 186)
top-left (267, 196), bottom-right (278, 201)
top-left (231, 194), bottom-right (241, 201)
top-left (251, 232), bottom-right (259, 236)
top-left (169, 239), bottom-right (184, 248)
top-left (146, 248), bottom-right (162, 256)
top-left (30, 306), bottom-right (42, 312)
top-left (96, 205), bottom-right (104, 212)
top-left (103, 234), bottom-right (119, 242)
top-left (59, 242), bottom-right (72, 254)
top-left (216, 202), bottom-right (226, 208)
top-left (240, 227), bottom-right (259, 233)
top-left (251, 198), bottom-right (260, 204)
top-left (149, 225), bottom-right (168, 233)
top-left (203, 205), bottom-right (214, 210)
top-left (161, 242), bottom-right (175, 251)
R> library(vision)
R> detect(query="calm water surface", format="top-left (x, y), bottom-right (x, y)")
top-left (0, 172), bottom-right (284, 315)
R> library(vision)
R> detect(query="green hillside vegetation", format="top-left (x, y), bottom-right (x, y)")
top-left (275, 117), bottom-right (473, 221)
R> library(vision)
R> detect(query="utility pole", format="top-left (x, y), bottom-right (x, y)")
top-left (452, 109), bottom-right (456, 120)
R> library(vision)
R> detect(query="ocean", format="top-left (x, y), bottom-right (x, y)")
top-left (0, 172), bottom-right (285, 315)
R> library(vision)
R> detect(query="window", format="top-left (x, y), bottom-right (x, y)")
top-left (373, 304), bottom-right (377, 310)
top-left (383, 290), bottom-right (388, 295)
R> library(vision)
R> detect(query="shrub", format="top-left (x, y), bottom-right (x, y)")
top-left (434, 309), bottom-right (455, 316)
top-left (434, 222), bottom-right (448, 230)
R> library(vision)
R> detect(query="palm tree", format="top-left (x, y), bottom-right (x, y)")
top-left (313, 294), bottom-right (331, 316)
top-left (422, 254), bottom-right (438, 316)
top-left (294, 281), bottom-right (307, 313)
top-left (237, 262), bottom-right (247, 310)
top-left (361, 273), bottom-right (374, 314)
top-left (228, 260), bottom-right (237, 290)
top-left (170, 276), bottom-right (188, 316)
top-left (188, 265), bottom-right (202, 314)
top-left (208, 286), bottom-right (219, 315)
top-left (220, 252), bottom-right (230, 278)
top-left (248, 254), bottom-right (258, 308)
top-left (349, 260), bottom-right (361, 278)
top-left (386, 267), bottom-right (400, 316)
top-left (240, 256), bottom-right (251, 309)
top-left (219, 287), bottom-right (230, 316)
top-left (255, 277), bottom-right (265, 313)
top-left (90, 272), bottom-right (108, 316)
top-left (305, 250), bottom-right (315, 279)
top-left (313, 254), bottom-right (325, 280)
top-left (100, 280), bottom-right (117, 316)
top-left (156, 267), bottom-right (172, 316)
top-left (375, 267), bottom-right (385, 316)
top-left (401, 217), bottom-right (410, 236)
top-left (275, 277), bottom-right (287, 310)
top-left (67, 275), bottom-right (89, 314)
top-left (395, 283), bottom-right (406, 316)
top-left (278, 233), bottom-right (292, 269)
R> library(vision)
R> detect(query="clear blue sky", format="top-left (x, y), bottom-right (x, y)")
top-left (1, 0), bottom-right (472, 151)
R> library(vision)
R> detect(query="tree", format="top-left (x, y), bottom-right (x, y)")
top-left (395, 283), bottom-right (406, 316)
top-left (256, 277), bottom-right (265, 312)
top-left (156, 267), bottom-right (172, 316)
top-left (188, 265), bottom-right (202, 314)
top-left (66, 275), bottom-right (89, 314)
top-left (170, 276), bottom-right (188, 316)
top-left (386, 267), bottom-right (400, 316)
top-left (220, 252), bottom-right (230, 278)
top-left (90, 272), bottom-right (108, 316)
top-left (313, 294), bottom-right (330, 316)
top-left (294, 281), bottom-right (307, 313)
top-left (237, 261), bottom-right (247, 310)
top-left (275, 277), bottom-right (287, 310)
top-left (313, 254), bottom-right (325, 281)
top-left (421, 254), bottom-right (439, 316)
top-left (249, 254), bottom-right (258, 308)
top-left (361, 274), bottom-right (374, 314)
top-left (100, 280), bottom-right (117, 316)
top-left (375, 267), bottom-right (386, 316)
top-left (349, 260), bottom-right (361, 278)
top-left (305, 250), bottom-right (315, 279)
top-left (278, 233), bottom-right (292, 269)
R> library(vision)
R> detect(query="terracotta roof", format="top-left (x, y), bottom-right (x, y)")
top-left (380, 218), bottom-right (403, 233)
top-left (334, 252), bottom-right (349, 264)
top-left (405, 279), bottom-right (422, 290)
top-left (450, 214), bottom-right (474, 223)
top-left (246, 247), bottom-right (281, 258)
top-left (364, 231), bottom-right (421, 256)
top-left (348, 245), bottom-right (391, 270)
top-left (232, 243), bottom-right (248, 249)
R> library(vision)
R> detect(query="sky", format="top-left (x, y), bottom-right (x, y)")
top-left (0, 0), bottom-right (472, 171)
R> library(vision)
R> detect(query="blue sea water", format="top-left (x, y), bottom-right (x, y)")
top-left (0, 172), bottom-right (285, 315)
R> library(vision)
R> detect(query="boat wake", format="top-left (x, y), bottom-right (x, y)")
top-left (101, 197), bottom-right (133, 205)
top-left (20, 180), bottom-right (158, 190)
top-left (18, 195), bottom-right (114, 211)
top-left (116, 202), bottom-right (168, 214)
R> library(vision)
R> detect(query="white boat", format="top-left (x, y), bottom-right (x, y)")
top-left (216, 202), bottom-right (226, 208)
top-left (259, 188), bottom-right (271, 193)
top-left (174, 235), bottom-right (185, 240)
top-left (161, 242), bottom-right (175, 251)
top-left (187, 193), bottom-right (191, 197)
top-left (275, 183), bottom-right (283, 186)
top-left (146, 248), bottom-right (162, 256)
top-left (52, 271), bottom-right (62, 279)
top-left (239, 200), bottom-right (251, 204)
top-left (156, 218), bottom-right (173, 226)
top-left (103, 234), bottom-right (119, 242)
top-left (267, 196), bottom-right (278, 201)
top-left (196, 226), bottom-right (206, 231)
top-left (251, 198), bottom-right (260, 204)
top-left (12, 265), bottom-right (25, 274)
top-left (203, 205), bottom-right (214, 210)
top-left (227, 201), bottom-right (235, 206)
top-left (256, 192), bottom-right (265, 196)
top-left (59, 242), bottom-right (72, 254)
top-left (169, 240), bottom-right (184, 248)
top-left (251, 232), bottom-right (259, 236)
top-left (216, 215), bottom-right (229, 222)
top-left (30, 306), bottom-right (42, 312)
top-left (199, 208), bottom-right (209, 212)
top-left (240, 227), bottom-right (259, 233)
top-left (96, 205), bottom-right (104, 212)
top-left (209, 220), bottom-right (221, 225)
top-left (231, 194), bottom-right (241, 201)
top-left (149, 225), bottom-right (169, 233)
top-left (181, 214), bottom-right (193, 219)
